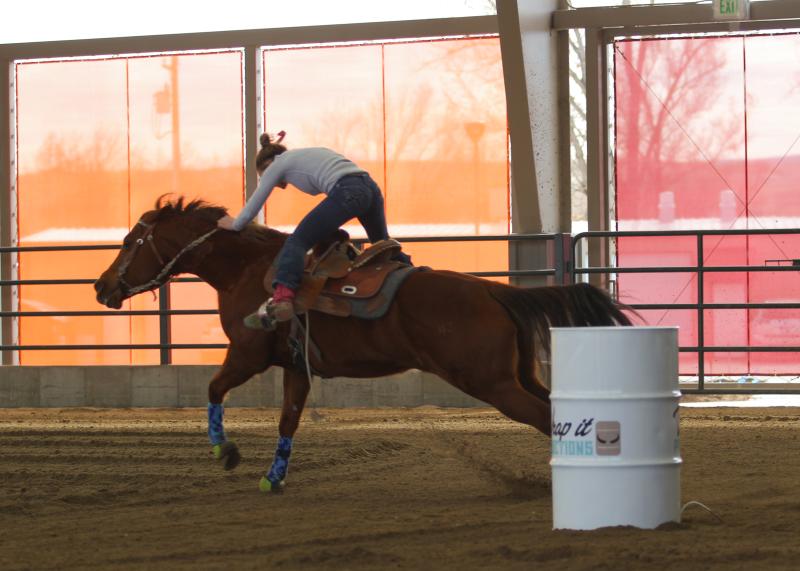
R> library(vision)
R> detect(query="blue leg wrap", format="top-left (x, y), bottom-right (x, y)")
top-left (207, 403), bottom-right (226, 446)
top-left (266, 436), bottom-right (293, 483)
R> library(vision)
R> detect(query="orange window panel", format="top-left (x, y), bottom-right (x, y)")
top-left (169, 282), bottom-right (226, 365)
top-left (127, 52), bottom-right (245, 217)
top-left (15, 51), bottom-right (245, 365)
top-left (383, 39), bottom-right (508, 230)
top-left (126, 52), bottom-right (244, 365)
top-left (17, 58), bottom-right (130, 365)
top-left (18, 250), bottom-right (131, 365)
top-left (261, 38), bottom-right (509, 275)
top-left (401, 241), bottom-right (509, 284)
top-left (262, 44), bottom-right (384, 237)
top-left (383, 38), bottom-right (509, 273)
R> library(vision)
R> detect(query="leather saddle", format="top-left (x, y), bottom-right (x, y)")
top-left (263, 233), bottom-right (418, 320)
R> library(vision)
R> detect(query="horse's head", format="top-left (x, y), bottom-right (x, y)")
top-left (94, 196), bottom-right (225, 309)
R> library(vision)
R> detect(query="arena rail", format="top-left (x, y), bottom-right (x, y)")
top-left (5, 230), bottom-right (800, 396)
top-left (0, 233), bottom-right (560, 364)
top-left (572, 228), bottom-right (800, 395)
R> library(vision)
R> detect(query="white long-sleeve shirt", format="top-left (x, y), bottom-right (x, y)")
top-left (231, 147), bottom-right (366, 231)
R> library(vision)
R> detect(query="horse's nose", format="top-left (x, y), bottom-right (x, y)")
top-left (94, 279), bottom-right (111, 303)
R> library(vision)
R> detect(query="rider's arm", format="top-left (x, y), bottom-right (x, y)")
top-left (230, 161), bottom-right (285, 231)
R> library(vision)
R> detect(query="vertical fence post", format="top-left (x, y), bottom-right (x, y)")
top-left (696, 234), bottom-right (705, 391)
top-left (570, 233), bottom-right (582, 285)
top-left (553, 233), bottom-right (573, 285)
top-left (158, 284), bottom-right (171, 365)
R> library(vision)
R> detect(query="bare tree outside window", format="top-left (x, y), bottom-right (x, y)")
top-left (478, 0), bottom-right (736, 226)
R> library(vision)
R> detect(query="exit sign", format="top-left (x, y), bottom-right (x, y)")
top-left (714, 0), bottom-right (750, 20)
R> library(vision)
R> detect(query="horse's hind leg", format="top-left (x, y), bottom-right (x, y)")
top-left (260, 368), bottom-right (310, 493)
top-left (480, 381), bottom-right (552, 436)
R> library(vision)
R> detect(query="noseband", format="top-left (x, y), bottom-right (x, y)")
top-left (117, 219), bottom-right (218, 296)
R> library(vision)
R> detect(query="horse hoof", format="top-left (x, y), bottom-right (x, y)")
top-left (259, 476), bottom-right (285, 493)
top-left (213, 441), bottom-right (241, 471)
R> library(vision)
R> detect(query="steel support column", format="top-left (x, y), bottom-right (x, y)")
top-left (585, 27), bottom-right (610, 288)
top-left (1, 59), bottom-right (14, 364)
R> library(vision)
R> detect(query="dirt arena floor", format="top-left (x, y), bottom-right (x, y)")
top-left (1, 405), bottom-right (799, 570)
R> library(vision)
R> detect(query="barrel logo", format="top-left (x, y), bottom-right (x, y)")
top-left (552, 416), bottom-right (622, 457)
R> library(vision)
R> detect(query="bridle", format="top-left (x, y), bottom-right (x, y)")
top-left (117, 219), bottom-right (218, 296)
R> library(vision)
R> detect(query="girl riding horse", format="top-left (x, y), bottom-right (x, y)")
top-left (217, 132), bottom-right (411, 324)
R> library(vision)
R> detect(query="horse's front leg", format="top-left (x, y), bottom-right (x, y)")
top-left (259, 368), bottom-right (310, 493)
top-left (207, 351), bottom-right (267, 471)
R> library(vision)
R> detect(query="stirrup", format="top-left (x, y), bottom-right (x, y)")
top-left (269, 298), bottom-right (296, 322)
top-left (243, 301), bottom-right (277, 331)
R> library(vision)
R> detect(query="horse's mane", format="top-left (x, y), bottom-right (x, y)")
top-left (153, 195), bottom-right (286, 244)
top-left (153, 195), bottom-right (227, 223)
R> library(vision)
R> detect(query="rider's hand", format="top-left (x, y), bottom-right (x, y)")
top-left (217, 215), bottom-right (237, 231)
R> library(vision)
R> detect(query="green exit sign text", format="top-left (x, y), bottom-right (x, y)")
top-left (714, 0), bottom-right (750, 20)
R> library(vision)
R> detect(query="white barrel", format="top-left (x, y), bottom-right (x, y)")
top-left (550, 327), bottom-right (681, 530)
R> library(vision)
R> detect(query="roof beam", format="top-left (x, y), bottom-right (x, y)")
top-left (553, 0), bottom-right (800, 31)
top-left (0, 16), bottom-right (497, 60)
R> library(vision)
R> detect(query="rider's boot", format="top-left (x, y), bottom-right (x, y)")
top-left (243, 284), bottom-right (296, 329)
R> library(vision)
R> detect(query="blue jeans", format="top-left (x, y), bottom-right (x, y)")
top-left (273, 173), bottom-right (412, 290)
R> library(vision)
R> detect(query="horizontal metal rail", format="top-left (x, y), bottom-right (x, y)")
top-left (0, 310), bottom-right (219, 317)
top-left (575, 227), bottom-right (800, 238)
top-left (0, 344), bottom-right (228, 351)
top-left (679, 347), bottom-right (800, 353)
top-left (0, 276), bottom-right (203, 287)
top-left (573, 228), bottom-right (800, 394)
top-left (681, 388), bottom-right (800, 395)
top-left (578, 265), bottom-right (800, 274)
top-left (633, 303), bottom-right (800, 310)
top-left (0, 244), bottom-right (118, 253)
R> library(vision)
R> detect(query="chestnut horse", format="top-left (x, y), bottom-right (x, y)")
top-left (94, 197), bottom-right (631, 492)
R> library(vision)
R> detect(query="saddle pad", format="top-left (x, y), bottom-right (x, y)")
top-left (322, 261), bottom-right (406, 299)
top-left (347, 266), bottom-right (423, 319)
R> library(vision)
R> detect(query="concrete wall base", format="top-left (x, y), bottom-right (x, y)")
top-left (0, 366), bottom-right (485, 408)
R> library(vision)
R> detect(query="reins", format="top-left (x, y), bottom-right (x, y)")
top-left (118, 219), bottom-right (219, 296)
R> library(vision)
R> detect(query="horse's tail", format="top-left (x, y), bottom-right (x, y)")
top-left (488, 282), bottom-right (633, 401)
